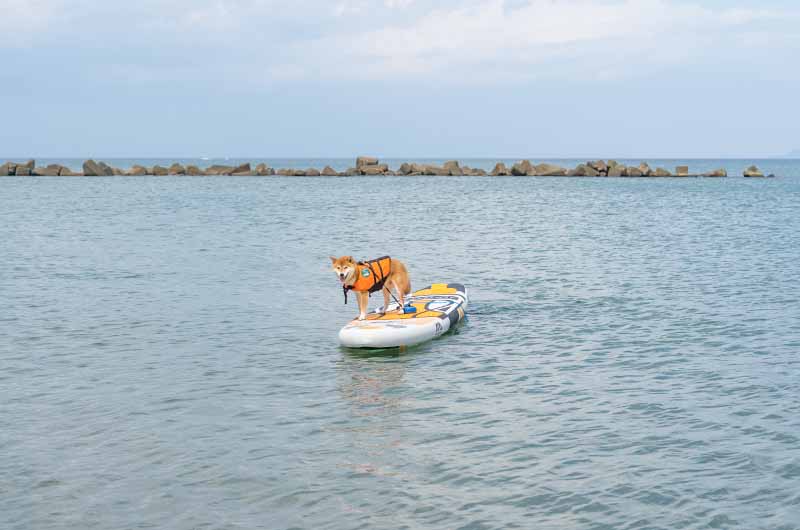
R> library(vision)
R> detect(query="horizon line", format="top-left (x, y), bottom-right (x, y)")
top-left (3, 155), bottom-right (799, 160)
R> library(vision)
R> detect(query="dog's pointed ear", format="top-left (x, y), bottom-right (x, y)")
top-left (329, 256), bottom-right (337, 264)
top-left (346, 256), bottom-right (355, 263)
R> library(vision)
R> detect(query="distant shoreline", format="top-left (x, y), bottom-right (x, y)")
top-left (1, 157), bottom-right (778, 178)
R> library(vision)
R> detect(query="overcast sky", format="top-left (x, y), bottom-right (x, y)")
top-left (2, 0), bottom-right (799, 158)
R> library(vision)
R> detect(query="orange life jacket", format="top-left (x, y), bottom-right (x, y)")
top-left (343, 256), bottom-right (392, 303)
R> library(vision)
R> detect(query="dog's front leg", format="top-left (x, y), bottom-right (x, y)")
top-left (357, 291), bottom-right (368, 320)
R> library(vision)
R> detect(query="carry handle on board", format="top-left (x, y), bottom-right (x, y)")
top-left (380, 304), bottom-right (416, 314)
top-left (385, 288), bottom-right (416, 314)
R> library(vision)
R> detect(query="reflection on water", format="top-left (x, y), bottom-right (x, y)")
top-left (337, 357), bottom-right (408, 414)
top-left (335, 357), bottom-right (409, 479)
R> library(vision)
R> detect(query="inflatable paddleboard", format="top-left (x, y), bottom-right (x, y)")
top-left (338, 283), bottom-right (468, 349)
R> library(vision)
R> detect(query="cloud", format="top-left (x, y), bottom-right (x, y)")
top-left (384, 0), bottom-right (414, 7)
top-left (2, 0), bottom-right (798, 84)
top-left (298, 0), bottom-right (800, 81)
top-left (334, 1), bottom-right (366, 17)
top-left (0, 0), bottom-right (61, 45)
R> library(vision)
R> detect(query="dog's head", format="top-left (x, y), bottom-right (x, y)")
top-left (330, 255), bottom-right (358, 285)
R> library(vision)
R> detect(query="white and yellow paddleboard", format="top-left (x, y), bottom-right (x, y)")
top-left (338, 283), bottom-right (468, 349)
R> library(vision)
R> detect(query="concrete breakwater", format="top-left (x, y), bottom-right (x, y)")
top-left (1, 157), bottom-right (776, 178)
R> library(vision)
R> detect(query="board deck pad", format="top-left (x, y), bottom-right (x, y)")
top-left (339, 283), bottom-right (468, 348)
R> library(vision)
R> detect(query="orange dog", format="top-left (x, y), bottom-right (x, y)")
top-left (330, 255), bottom-right (411, 320)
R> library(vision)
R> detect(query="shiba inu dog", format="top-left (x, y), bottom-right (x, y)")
top-left (330, 255), bottom-right (411, 320)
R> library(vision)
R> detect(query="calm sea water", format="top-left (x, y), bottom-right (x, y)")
top-left (2, 169), bottom-right (800, 530)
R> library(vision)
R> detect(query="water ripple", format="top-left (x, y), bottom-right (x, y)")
top-left (2, 175), bottom-right (799, 529)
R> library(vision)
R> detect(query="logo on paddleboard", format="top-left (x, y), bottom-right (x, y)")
top-left (427, 300), bottom-right (454, 311)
